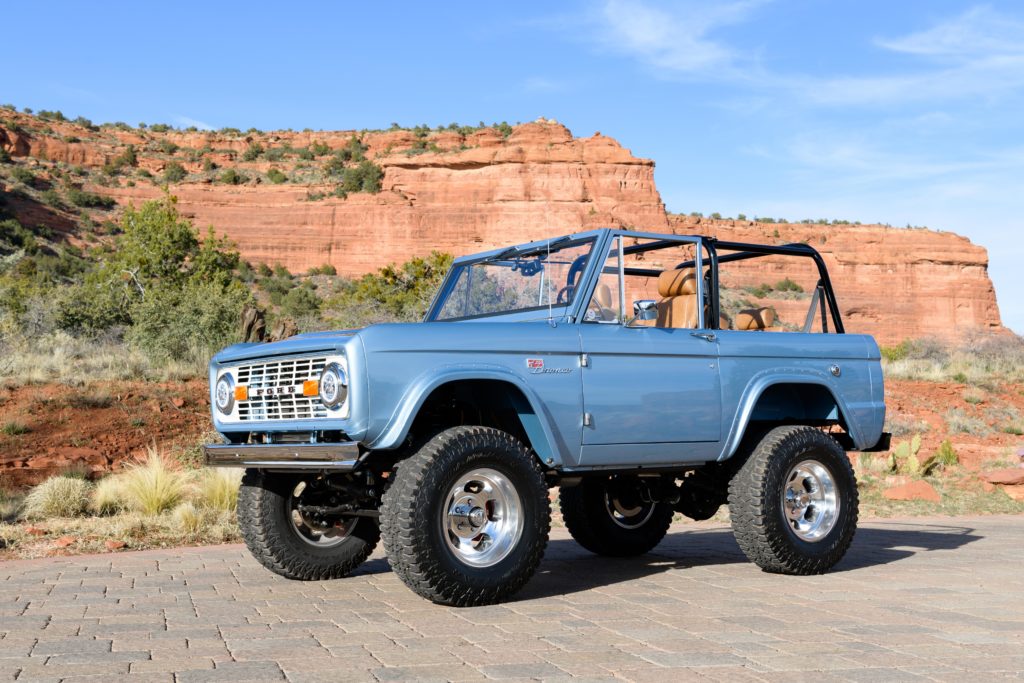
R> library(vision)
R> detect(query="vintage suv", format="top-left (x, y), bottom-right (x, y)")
top-left (205, 228), bottom-right (888, 606)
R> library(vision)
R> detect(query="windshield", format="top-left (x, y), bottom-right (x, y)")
top-left (431, 237), bottom-right (596, 321)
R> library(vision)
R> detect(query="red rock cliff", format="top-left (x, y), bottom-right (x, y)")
top-left (0, 112), bottom-right (1004, 344)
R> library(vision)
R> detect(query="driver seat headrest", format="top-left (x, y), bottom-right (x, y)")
top-left (657, 268), bottom-right (697, 297)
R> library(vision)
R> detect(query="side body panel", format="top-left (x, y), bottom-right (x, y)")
top-left (715, 330), bottom-right (885, 459)
top-left (357, 322), bottom-right (586, 466)
top-left (577, 324), bottom-right (722, 466)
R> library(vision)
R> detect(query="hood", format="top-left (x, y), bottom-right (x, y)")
top-left (211, 328), bottom-right (362, 365)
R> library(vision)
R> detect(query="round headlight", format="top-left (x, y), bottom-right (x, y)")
top-left (215, 374), bottom-right (235, 414)
top-left (319, 362), bottom-right (348, 409)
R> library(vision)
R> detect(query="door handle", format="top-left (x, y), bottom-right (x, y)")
top-left (690, 332), bottom-right (717, 342)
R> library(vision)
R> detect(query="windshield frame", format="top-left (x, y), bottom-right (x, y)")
top-left (425, 231), bottom-right (601, 322)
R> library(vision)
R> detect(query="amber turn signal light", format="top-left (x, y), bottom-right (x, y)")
top-left (233, 386), bottom-right (248, 401)
top-left (302, 380), bottom-right (319, 397)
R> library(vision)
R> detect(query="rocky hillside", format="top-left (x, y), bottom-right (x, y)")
top-left (0, 108), bottom-right (1003, 343)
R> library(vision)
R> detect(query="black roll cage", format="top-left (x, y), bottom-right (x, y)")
top-left (617, 236), bottom-right (845, 333)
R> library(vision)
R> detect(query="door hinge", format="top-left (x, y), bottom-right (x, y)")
top-left (579, 353), bottom-right (590, 368)
top-left (583, 412), bottom-right (594, 427)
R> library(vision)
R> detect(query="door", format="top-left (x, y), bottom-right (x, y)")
top-left (579, 324), bottom-right (721, 457)
top-left (574, 232), bottom-right (723, 466)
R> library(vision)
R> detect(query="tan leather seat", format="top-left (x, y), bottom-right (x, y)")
top-left (655, 268), bottom-right (698, 328)
top-left (735, 307), bottom-right (775, 330)
top-left (591, 283), bottom-right (618, 321)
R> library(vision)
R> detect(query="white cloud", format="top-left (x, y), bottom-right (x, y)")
top-left (589, 2), bottom-right (1024, 106)
top-left (522, 77), bottom-right (562, 93)
top-left (596, 0), bottom-right (767, 76)
top-left (877, 5), bottom-right (1024, 59)
top-left (174, 115), bottom-right (214, 130)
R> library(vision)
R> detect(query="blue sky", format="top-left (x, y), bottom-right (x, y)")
top-left (5, 1), bottom-right (1022, 332)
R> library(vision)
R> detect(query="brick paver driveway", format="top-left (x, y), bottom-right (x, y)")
top-left (2, 515), bottom-right (1022, 682)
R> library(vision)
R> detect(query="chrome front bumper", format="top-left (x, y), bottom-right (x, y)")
top-left (203, 442), bottom-right (361, 470)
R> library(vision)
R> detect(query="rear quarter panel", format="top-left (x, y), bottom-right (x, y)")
top-left (717, 331), bottom-right (885, 460)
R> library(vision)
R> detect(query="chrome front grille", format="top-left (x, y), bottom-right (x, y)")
top-left (236, 356), bottom-right (328, 422)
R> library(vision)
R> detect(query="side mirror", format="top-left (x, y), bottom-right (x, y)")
top-left (633, 299), bottom-right (658, 321)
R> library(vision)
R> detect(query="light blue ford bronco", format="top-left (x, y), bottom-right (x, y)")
top-left (205, 228), bottom-right (889, 606)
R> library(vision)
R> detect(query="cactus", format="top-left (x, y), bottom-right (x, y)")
top-left (889, 434), bottom-right (925, 476)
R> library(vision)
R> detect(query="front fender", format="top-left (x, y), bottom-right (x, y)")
top-left (368, 364), bottom-right (566, 466)
top-left (719, 368), bottom-right (865, 461)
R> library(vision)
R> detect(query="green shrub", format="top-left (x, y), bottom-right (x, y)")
top-left (10, 166), bottom-right (35, 184)
top-left (149, 123), bottom-right (172, 132)
top-left (0, 147), bottom-right (10, 163)
top-left (219, 169), bottom-right (248, 185)
top-left (774, 277), bottom-right (803, 293)
top-left (163, 162), bottom-right (187, 183)
top-left (67, 187), bottom-right (116, 209)
top-left (23, 476), bottom-right (91, 518)
top-left (880, 341), bottom-right (910, 362)
top-left (935, 440), bottom-right (959, 468)
top-left (266, 168), bottom-right (287, 184)
top-left (127, 280), bottom-right (250, 362)
top-left (264, 147), bottom-right (287, 162)
top-left (310, 141), bottom-right (331, 156)
top-left (281, 286), bottom-right (321, 318)
top-left (340, 160), bottom-right (383, 194)
top-left (157, 140), bottom-right (179, 155)
top-left (241, 143), bottom-right (264, 161)
top-left (1, 420), bottom-right (30, 435)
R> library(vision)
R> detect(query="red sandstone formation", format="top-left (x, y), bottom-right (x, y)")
top-left (0, 111), bottom-right (1004, 344)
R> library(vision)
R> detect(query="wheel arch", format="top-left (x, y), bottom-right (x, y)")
top-left (369, 368), bottom-right (563, 467)
top-left (720, 374), bottom-right (861, 462)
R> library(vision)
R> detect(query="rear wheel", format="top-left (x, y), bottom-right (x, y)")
top-left (728, 425), bottom-right (858, 575)
top-left (379, 426), bottom-right (550, 606)
top-left (559, 475), bottom-right (675, 557)
top-left (238, 470), bottom-right (379, 580)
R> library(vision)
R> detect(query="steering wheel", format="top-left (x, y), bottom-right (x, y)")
top-left (556, 285), bottom-right (574, 305)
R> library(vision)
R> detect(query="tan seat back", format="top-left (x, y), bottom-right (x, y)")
top-left (735, 307), bottom-right (775, 330)
top-left (655, 268), bottom-right (698, 328)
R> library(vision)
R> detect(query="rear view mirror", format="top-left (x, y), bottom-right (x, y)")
top-left (633, 299), bottom-right (658, 321)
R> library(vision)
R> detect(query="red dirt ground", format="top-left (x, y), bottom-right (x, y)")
top-left (1, 378), bottom-right (1021, 489)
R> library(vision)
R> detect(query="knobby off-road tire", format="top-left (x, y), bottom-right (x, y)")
top-left (238, 470), bottom-right (379, 580)
top-left (728, 425), bottom-right (858, 575)
top-left (379, 426), bottom-right (551, 606)
top-left (559, 476), bottom-right (675, 557)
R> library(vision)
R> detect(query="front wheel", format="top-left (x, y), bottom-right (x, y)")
top-left (379, 426), bottom-right (551, 606)
top-left (728, 425), bottom-right (858, 575)
top-left (237, 470), bottom-right (379, 580)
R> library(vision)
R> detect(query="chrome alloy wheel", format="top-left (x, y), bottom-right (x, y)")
top-left (443, 468), bottom-right (523, 567)
top-left (604, 493), bottom-right (656, 530)
top-left (289, 481), bottom-right (357, 548)
top-left (781, 459), bottom-right (840, 542)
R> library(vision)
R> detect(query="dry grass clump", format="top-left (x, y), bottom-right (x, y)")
top-left (22, 476), bottom-right (92, 518)
top-left (1, 442), bottom-right (246, 558)
top-left (882, 333), bottom-right (1024, 385)
top-left (194, 468), bottom-right (242, 513)
top-left (884, 413), bottom-right (931, 438)
top-left (90, 475), bottom-right (130, 516)
top-left (0, 332), bottom-right (203, 387)
top-left (120, 448), bottom-right (186, 515)
top-left (173, 502), bottom-right (203, 535)
top-left (945, 408), bottom-right (992, 436)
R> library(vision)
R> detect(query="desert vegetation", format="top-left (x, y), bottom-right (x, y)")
top-left (0, 447), bottom-right (241, 558)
